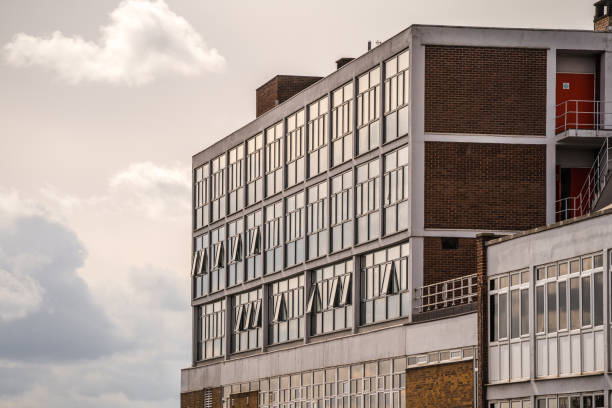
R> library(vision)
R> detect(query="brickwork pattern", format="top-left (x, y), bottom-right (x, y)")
top-left (595, 16), bottom-right (611, 31)
top-left (476, 235), bottom-right (491, 408)
top-left (230, 391), bottom-right (259, 408)
top-left (405, 360), bottom-right (474, 408)
top-left (256, 76), bottom-right (322, 117)
top-left (423, 237), bottom-right (476, 285)
top-left (425, 45), bottom-right (547, 136)
top-left (180, 387), bottom-right (222, 408)
top-left (424, 142), bottom-right (547, 231)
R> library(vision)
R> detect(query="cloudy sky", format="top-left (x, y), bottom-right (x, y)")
top-left (0, 1), bottom-right (594, 407)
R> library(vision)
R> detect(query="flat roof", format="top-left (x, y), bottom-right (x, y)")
top-left (486, 206), bottom-right (612, 246)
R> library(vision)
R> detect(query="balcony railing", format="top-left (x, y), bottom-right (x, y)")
top-left (414, 274), bottom-right (477, 313)
top-left (555, 100), bottom-right (612, 135)
top-left (556, 137), bottom-right (612, 221)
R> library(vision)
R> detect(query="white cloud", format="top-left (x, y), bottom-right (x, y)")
top-left (0, 268), bottom-right (44, 323)
top-left (3, 0), bottom-right (226, 85)
top-left (109, 161), bottom-right (190, 219)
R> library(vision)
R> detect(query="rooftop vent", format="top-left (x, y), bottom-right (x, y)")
top-left (335, 58), bottom-right (354, 70)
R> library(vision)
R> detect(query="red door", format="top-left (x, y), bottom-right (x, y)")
top-left (556, 73), bottom-right (595, 133)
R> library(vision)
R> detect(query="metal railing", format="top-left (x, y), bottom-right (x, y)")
top-left (414, 274), bottom-right (477, 313)
top-left (555, 100), bottom-right (612, 135)
top-left (556, 137), bottom-right (612, 221)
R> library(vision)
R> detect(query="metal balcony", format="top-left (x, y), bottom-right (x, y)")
top-left (556, 100), bottom-right (612, 138)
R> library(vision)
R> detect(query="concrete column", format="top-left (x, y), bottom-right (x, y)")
top-left (601, 52), bottom-right (612, 129)
top-left (546, 48), bottom-right (557, 225)
top-left (352, 254), bottom-right (361, 334)
top-left (409, 236), bottom-right (423, 322)
top-left (262, 283), bottom-right (270, 351)
top-left (603, 248), bottom-right (610, 373)
top-left (409, 34), bottom-right (425, 236)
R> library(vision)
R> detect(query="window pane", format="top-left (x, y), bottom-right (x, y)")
top-left (559, 281), bottom-right (567, 330)
top-left (593, 272), bottom-right (603, 326)
top-left (570, 277), bottom-right (579, 330)
top-left (520, 289), bottom-right (529, 335)
top-left (511, 290), bottom-right (519, 338)
top-left (547, 282), bottom-right (557, 332)
top-left (490, 294), bottom-right (497, 341)
top-left (499, 293), bottom-right (507, 339)
top-left (536, 286), bottom-right (544, 333)
top-left (582, 276), bottom-right (591, 326)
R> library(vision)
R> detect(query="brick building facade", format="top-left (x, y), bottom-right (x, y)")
top-left (181, 9), bottom-right (612, 407)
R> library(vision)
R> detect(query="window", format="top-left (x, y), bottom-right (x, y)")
top-left (535, 253), bottom-right (604, 334)
top-left (536, 393), bottom-right (604, 408)
top-left (264, 201), bottom-right (283, 275)
top-left (356, 159), bottom-right (380, 243)
top-left (357, 66), bottom-right (381, 155)
top-left (286, 110), bottom-right (305, 188)
top-left (227, 218), bottom-right (243, 287)
top-left (360, 243), bottom-right (409, 324)
top-left (197, 299), bottom-right (225, 360)
top-left (489, 270), bottom-right (530, 342)
top-left (308, 96), bottom-right (329, 178)
top-left (265, 122), bottom-right (283, 197)
top-left (228, 144), bottom-right (244, 214)
top-left (285, 192), bottom-right (304, 268)
top-left (383, 146), bottom-right (409, 235)
top-left (269, 275), bottom-right (305, 344)
top-left (194, 163), bottom-right (209, 230)
top-left (209, 226), bottom-right (226, 293)
top-left (211, 154), bottom-right (226, 222)
top-left (331, 82), bottom-right (354, 167)
top-left (383, 50), bottom-right (409, 142)
top-left (309, 260), bottom-right (353, 335)
top-left (233, 288), bottom-right (262, 353)
top-left (245, 210), bottom-right (263, 281)
top-left (246, 133), bottom-right (264, 206)
top-left (330, 171), bottom-right (353, 252)
top-left (489, 400), bottom-right (531, 408)
top-left (307, 181), bottom-right (328, 260)
top-left (193, 233), bottom-right (209, 298)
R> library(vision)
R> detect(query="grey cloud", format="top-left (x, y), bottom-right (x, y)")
top-left (0, 215), bottom-right (124, 362)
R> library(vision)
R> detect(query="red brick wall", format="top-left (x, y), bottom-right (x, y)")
top-left (423, 237), bottom-right (476, 285)
top-left (405, 360), bottom-right (474, 408)
top-left (595, 16), bottom-right (610, 31)
top-left (256, 75), bottom-right (322, 117)
top-left (425, 46), bottom-right (547, 136)
top-left (424, 141), bottom-right (547, 231)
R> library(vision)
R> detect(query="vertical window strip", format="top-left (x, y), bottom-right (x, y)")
top-left (227, 219), bottom-right (244, 287)
top-left (245, 210), bottom-right (263, 281)
top-left (194, 164), bottom-right (210, 230)
top-left (331, 82), bottom-right (354, 167)
top-left (383, 145), bottom-right (409, 236)
top-left (269, 275), bottom-right (305, 344)
top-left (247, 133), bottom-right (264, 206)
top-left (307, 181), bottom-right (328, 260)
top-left (489, 270), bottom-right (530, 343)
top-left (286, 110), bottom-right (305, 188)
top-left (285, 192), bottom-right (305, 268)
top-left (210, 154), bottom-right (226, 222)
top-left (264, 201), bottom-right (283, 275)
top-left (356, 67), bottom-right (381, 155)
top-left (228, 144), bottom-right (245, 214)
top-left (356, 159), bottom-right (380, 244)
top-left (198, 299), bottom-right (225, 360)
top-left (233, 288), bottom-right (262, 353)
top-left (330, 171), bottom-right (353, 252)
top-left (309, 260), bottom-right (354, 335)
top-left (360, 243), bottom-right (410, 324)
top-left (209, 226), bottom-right (226, 293)
top-left (308, 96), bottom-right (329, 178)
top-left (265, 122), bottom-right (284, 197)
top-left (383, 49), bottom-right (410, 142)
top-left (193, 233), bottom-right (210, 298)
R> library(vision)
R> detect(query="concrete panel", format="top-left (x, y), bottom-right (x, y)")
top-left (181, 313), bottom-right (477, 392)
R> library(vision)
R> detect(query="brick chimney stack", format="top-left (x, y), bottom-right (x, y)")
top-left (594, 0), bottom-right (612, 31)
